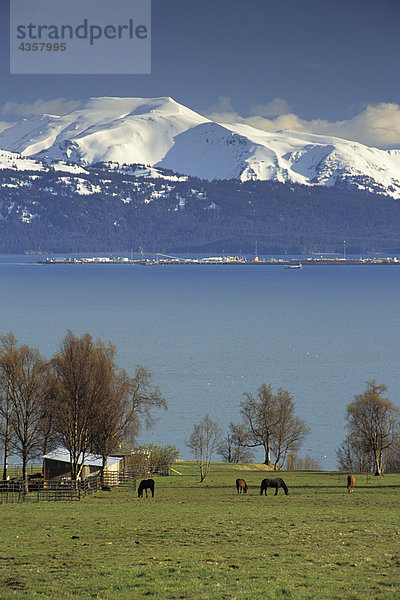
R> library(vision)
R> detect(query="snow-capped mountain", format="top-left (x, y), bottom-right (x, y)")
top-left (1, 142), bottom-right (400, 255)
top-left (1, 96), bottom-right (400, 198)
top-left (0, 97), bottom-right (207, 167)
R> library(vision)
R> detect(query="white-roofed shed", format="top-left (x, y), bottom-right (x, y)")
top-left (43, 448), bottom-right (124, 481)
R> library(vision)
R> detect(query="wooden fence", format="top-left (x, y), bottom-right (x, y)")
top-left (0, 480), bottom-right (25, 504)
top-left (35, 476), bottom-right (101, 501)
top-left (0, 460), bottom-right (171, 504)
top-left (102, 469), bottom-right (137, 488)
top-left (0, 470), bottom-right (136, 503)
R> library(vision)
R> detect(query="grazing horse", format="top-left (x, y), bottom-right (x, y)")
top-left (236, 478), bottom-right (248, 494)
top-left (260, 478), bottom-right (289, 496)
top-left (138, 478), bottom-right (155, 498)
top-left (347, 474), bottom-right (355, 493)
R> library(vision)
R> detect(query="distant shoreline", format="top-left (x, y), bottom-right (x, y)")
top-left (36, 256), bottom-right (400, 266)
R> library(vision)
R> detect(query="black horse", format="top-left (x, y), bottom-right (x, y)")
top-left (260, 478), bottom-right (289, 496)
top-left (138, 478), bottom-right (155, 498)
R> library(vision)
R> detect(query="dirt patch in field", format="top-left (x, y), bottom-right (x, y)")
top-left (237, 463), bottom-right (274, 471)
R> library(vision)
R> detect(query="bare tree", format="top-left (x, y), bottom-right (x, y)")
top-left (90, 365), bottom-right (167, 478)
top-left (50, 331), bottom-right (167, 481)
top-left (336, 434), bottom-right (374, 473)
top-left (186, 414), bottom-right (222, 482)
top-left (0, 334), bottom-right (49, 490)
top-left (128, 443), bottom-right (179, 476)
top-left (218, 422), bottom-right (255, 463)
top-left (37, 396), bottom-right (57, 457)
top-left (82, 347), bottom-right (130, 478)
top-left (383, 433), bottom-right (400, 473)
top-left (269, 389), bottom-right (310, 470)
top-left (286, 452), bottom-right (321, 470)
top-left (240, 384), bottom-right (276, 465)
top-left (344, 380), bottom-right (399, 475)
top-left (0, 333), bottom-right (19, 481)
top-left (240, 384), bottom-right (309, 469)
top-left (302, 455), bottom-right (321, 470)
top-left (49, 332), bottom-right (118, 480)
top-left (126, 365), bottom-right (167, 434)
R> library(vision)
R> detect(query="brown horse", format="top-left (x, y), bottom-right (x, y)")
top-left (260, 478), bottom-right (289, 496)
top-left (236, 478), bottom-right (248, 494)
top-left (347, 474), bottom-right (355, 493)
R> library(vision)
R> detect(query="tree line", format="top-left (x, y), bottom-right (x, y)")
top-left (186, 381), bottom-right (400, 481)
top-left (186, 384), bottom-right (311, 482)
top-left (336, 380), bottom-right (400, 475)
top-left (0, 331), bottom-right (166, 492)
top-left (2, 329), bottom-right (399, 487)
top-left (2, 165), bottom-right (400, 254)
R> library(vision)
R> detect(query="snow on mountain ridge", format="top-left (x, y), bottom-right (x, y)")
top-left (0, 96), bottom-right (400, 197)
top-left (0, 148), bottom-right (88, 174)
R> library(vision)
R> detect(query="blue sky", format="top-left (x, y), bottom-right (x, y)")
top-left (1, 0), bottom-right (400, 147)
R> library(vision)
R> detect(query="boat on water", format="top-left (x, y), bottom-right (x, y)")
top-left (285, 263), bottom-right (303, 269)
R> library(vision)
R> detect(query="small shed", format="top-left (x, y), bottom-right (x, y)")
top-left (43, 448), bottom-right (124, 481)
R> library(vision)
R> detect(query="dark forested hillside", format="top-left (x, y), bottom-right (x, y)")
top-left (0, 164), bottom-right (400, 254)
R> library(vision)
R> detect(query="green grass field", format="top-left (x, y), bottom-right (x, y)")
top-left (1, 463), bottom-right (399, 599)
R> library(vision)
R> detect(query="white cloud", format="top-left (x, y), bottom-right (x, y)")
top-left (206, 96), bottom-right (235, 115)
top-left (205, 99), bottom-right (400, 149)
top-left (2, 98), bottom-right (80, 117)
top-left (328, 103), bottom-right (400, 148)
top-left (250, 98), bottom-right (292, 117)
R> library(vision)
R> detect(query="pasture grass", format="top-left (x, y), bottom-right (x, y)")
top-left (0, 463), bottom-right (399, 599)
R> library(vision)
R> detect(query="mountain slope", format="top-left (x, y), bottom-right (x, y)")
top-left (0, 97), bottom-right (208, 166)
top-left (1, 96), bottom-right (400, 197)
top-left (1, 154), bottom-right (400, 255)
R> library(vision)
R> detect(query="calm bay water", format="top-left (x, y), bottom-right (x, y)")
top-left (1, 255), bottom-right (399, 470)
